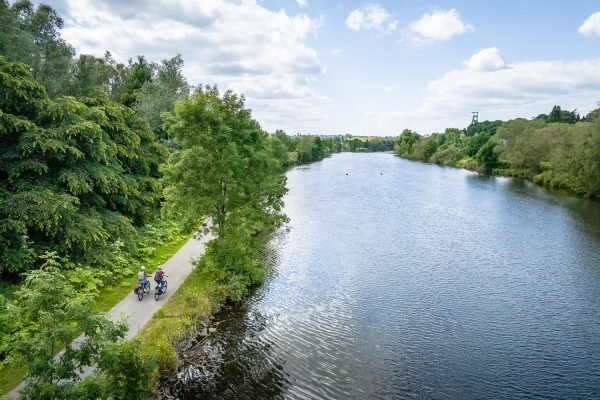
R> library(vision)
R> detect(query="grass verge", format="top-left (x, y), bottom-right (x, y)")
top-left (138, 253), bottom-right (225, 376)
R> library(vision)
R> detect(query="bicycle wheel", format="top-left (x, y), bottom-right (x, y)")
top-left (163, 280), bottom-right (168, 293)
top-left (138, 290), bottom-right (143, 301)
top-left (154, 286), bottom-right (160, 301)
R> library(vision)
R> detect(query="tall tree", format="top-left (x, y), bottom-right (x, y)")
top-left (0, 56), bottom-right (166, 273)
top-left (134, 55), bottom-right (189, 141)
top-left (120, 56), bottom-right (153, 107)
top-left (163, 86), bottom-right (286, 244)
top-left (0, 0), bottom-right (74, 97)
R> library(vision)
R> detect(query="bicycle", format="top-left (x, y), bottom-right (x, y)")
top-left (134, 280), bottom-right (151, 301)
top-left (154, 279), bottom-right (168, 301)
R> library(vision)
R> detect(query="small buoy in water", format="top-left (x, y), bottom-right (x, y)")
top-left (345, 172), bottom-right (348, 176)
top-left (380, 172), bottom-right (383, 175)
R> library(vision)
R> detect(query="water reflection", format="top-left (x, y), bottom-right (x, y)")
top-left (175, 154), bottom-right (600, 399)
top-left (173, 296), bottom-right (290, 399)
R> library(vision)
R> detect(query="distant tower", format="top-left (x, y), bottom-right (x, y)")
top-left (471, 111), bottom-right (479, 125)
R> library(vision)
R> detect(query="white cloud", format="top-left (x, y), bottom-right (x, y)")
top-left (331, 48), bottom-right (342, 56)
top-left (55, 0), bottom-right (328, 134)
top-left (345, 4), bottom-right (397, 32)
top-left (407, 9), bottom-right (472, 45)
top-left (463, 47), bottom-right (506, 71)
top-left (296, 0), bottom-right (307, 7)
top-left (384, 86), bottom-right (393, 92)
top-left (579, 11), bottom-right (600, 37)
top-left (371, 49), bottom-right (600, 134)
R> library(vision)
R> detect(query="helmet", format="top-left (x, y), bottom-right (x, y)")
top-left (158, 266), bottom-right (162, 271)
top-left (141, 266), bottom-right (146, 271)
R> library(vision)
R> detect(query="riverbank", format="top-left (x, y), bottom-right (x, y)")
top-left (394, 119), bottom-right (600, 200)
top-left (137, 227), bottom-right (283, 397)
top-left (398, 153), bottom-right (596, 201)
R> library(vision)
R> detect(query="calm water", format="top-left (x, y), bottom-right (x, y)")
top-left (177, 153), bottom-right (600, 399)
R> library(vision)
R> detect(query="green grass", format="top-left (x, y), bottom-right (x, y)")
top-left (139, 259), bottom-right (224, 376)
top-left (0, 231), bottom-right (193, 397)
top-left (0, 365), bottom-right (25, 397)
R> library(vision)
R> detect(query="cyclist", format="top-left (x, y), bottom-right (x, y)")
top-left (137, 266), bottom-right (150, 292)
top-left (154, 266), bottom-right (166, 292)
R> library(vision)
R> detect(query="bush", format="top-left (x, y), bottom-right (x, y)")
top-left (95, 339), bottom-right (157, 400)
top-left (429, 144), bottom-right (464, 166)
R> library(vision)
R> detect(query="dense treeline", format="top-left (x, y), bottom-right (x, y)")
top-left (394, 107), bottom-right (600, 198)
top-left (272, 131), bottom-right (395, 165)
top-left (0, 56), bottom-right (166, 275)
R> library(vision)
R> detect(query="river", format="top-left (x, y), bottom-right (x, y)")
top-left (176, 152), bottom-right (600, 399)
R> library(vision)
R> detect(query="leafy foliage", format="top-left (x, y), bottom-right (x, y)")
top-left (395, 107), bottom-right (600, 198)
top-left (0, 0), bottom-right (74, 98)
top-left (0, 56), bottom-right (166, 274)
top-left (134, 55), bottom-right (190, 142)
top-left (163, 86), bottom-right (288, 296)
top-left (7, 254), bottom-right (127, 399)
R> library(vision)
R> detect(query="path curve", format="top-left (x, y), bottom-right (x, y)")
top-left (10, 227), bottom-right (213, 397)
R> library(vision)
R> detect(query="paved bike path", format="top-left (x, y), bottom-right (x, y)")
top-left (10, 228), bottom-right (212, 397)
top-left (113, 229), bottom-right (212, 339)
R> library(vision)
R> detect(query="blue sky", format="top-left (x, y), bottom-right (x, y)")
top-left (37, 0), bottom-right (600, 135)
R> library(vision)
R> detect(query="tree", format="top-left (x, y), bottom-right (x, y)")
top-left (0, 56), bottom-right (47, 272)
top-left (134, 55), bottom-right (189, 141)
top-left (69, 54), bottom-right (112, 98)
top-left (163, 87), bottom-right (287, 296)
top-left (120, 56), bottom-right (153, 107)
top-left (395, 129), bottom-right (420, 157)
top-left (311, 136), bottom-right (325, 160)
top-left (295, 135), bottom-right (317, 162)
top-left (547, 105), bottom-right (579, 124)
top-left (465, 120), bottom-right (503, 136)
top-left (464, 133), bottom-right (491, 157)
top-left (0, 0), bottom-right (74, 97)
top-left (7, 254), bottom-right (127, 399)
top-left (272, 129), bottom-right (294, 151)
top-left (571, 122), bottom-right (600, 197)
top-left (475, 139), bottom-right (498, 171)
top-left (0, 56), bottom-right (166, 274)
top-left (92, 339), bottom-right (157, 400)
top-left (163, 86), bottom-right (286, 244)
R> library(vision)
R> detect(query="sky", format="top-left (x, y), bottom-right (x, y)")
top-left (36, 0), bottom-right (600, 136)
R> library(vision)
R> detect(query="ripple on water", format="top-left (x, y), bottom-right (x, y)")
top-left (176, 153), bottom-right (600, 400)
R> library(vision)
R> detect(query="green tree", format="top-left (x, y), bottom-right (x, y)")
top-left (134, 55), bottom-right (189, 141)
top-left (465, 120), bottom-right (503, 136)
top-left (475, 139), bottom-right (498, 171)
top-left (273, 129), bottom-right (294, 151)
top-left (120, 56), bottom-right (153, 107)
top-left (163, 86), bottom-right (286, 244)
top-left (571, 122), bottom-right (600, 197)
top-left (69, 54), bottom-right (112, 98)
top-left (0, 0), bottom-right (74, 97)
top-left (395, 129), bottom-right (420, 157)
top-left (0, 57), bottom-right (166, 273)
top-left (311, 136), bottom-right (325, 160)
top-left (163, 87), bottom-right (287, 297)
top-left (7, 254), bottom-right (127, 399)
top-left (464, 133), bottom-right (491, 157)
top-left (91, 339), bottom-right (157, 400)
top-left (547, 105), bottom-right (579, 124)
top-left (295, 135), bottom-right (317, 163)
